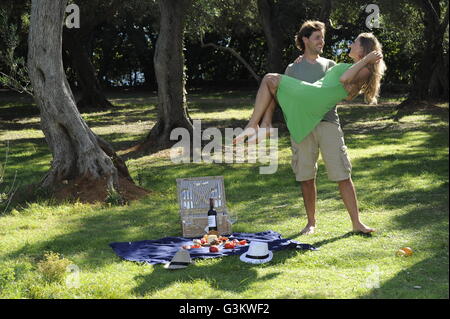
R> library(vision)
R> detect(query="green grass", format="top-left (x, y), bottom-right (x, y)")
top-left (0, 91), bottom-right (448, 299)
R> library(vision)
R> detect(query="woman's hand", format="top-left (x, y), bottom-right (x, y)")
top-left (364, 51), bottom-right (383, 64)
top-left (294, 55), bottom-right (303, 64)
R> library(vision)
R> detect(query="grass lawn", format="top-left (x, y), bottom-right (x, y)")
top-left (0, 90), bottom-right (448, 299)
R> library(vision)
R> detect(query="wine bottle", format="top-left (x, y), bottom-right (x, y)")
top-left (207, 198), bottom-right (218, 232)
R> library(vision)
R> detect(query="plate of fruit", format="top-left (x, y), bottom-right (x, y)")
top-left (182, 232), bottom-right (248, 253)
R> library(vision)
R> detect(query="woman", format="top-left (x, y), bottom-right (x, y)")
top-left (233, 33), bottom-right (386, 144)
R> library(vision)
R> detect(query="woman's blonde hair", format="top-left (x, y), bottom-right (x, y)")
top-left (348, 33), bottom-right (387, 104)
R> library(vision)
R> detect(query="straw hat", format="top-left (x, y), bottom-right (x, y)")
top-left (239, 241), bottom-right (273, 264)
top-left (164, 249), bottom-right (193, 269)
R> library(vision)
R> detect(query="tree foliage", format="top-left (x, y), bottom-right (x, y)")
top-left (0, 0), bottom-right (448, 99)
top-left (0, 2), bottom-right (32, 95)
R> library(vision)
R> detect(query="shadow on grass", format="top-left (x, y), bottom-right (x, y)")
top-left (351, 152), bottom-right (448, 209)
top-left (0, 90), bottom-right (255, 133)
top-left (0, 104), bottom-right (157, 132)
top-left (0, 138), bottom-right (51, 187)
top-left (339, 101), bottom-right (448, 128)
top-left (132, 247), bottom-right (305, 296)
top-left (362, 252), bottom-right (449, 298)
top-left (310, 232), bottom-right (374, 248)
top-left (343, 120), bottom-right (448, 153)
top-left (81, 107), bottom-right (157, 129)
top-left (0, 103), bottom-right (39, 121)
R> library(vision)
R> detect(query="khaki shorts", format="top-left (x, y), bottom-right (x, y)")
top-left (290, 121), bottom-right (352, 182)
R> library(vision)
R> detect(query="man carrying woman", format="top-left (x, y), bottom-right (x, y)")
top-left (233, 21), bottom-right (386, 235)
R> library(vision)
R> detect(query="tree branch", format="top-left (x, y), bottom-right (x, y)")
top-left (200, 35), bottom-right (261, 83)
top-left (425, 0), bottom-right (441, 22)
top-left (439, 3), bottom-right (449, 34)
top-left (0, 71), bottom-right (33, 96)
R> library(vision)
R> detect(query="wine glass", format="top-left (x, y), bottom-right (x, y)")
top-left (226, 210), bottom-right (238, 225)
top-left (182, 213), bottom-right (205, 233)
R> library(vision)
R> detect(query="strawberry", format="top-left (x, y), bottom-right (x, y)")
top-left (191, 244), bottom-right (201, 249)
top-left (238, 240), bottom-right (247, 245)
top-left (209, 246), bottom-right (220, 253)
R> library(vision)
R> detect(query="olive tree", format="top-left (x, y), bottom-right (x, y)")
top-left (28, 0), bottom-right (132, 197)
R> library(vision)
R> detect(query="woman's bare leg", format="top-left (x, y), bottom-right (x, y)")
top-left (260, 99), bottom-right (276, 128)
top-left (247, 73), bottom-right (280, 127)
top-left (246, 99), bottom-right (277, 144)
top-left (233, 73), bottom-right (281, 144)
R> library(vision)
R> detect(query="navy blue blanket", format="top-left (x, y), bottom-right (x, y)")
top-left (109, 230), bottom-right (317, 265)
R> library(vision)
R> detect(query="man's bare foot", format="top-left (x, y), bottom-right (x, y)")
top-left (352, 223), bottom-right (375, 234)
top-left (300, 224), bottom-right (316, 235)
top-left (232, 126), bottom-right (257, 144)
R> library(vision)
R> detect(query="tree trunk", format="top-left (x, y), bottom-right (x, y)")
top-left (320, 0), bottom-right (335, 50)
top-left (28, 0), bottom-right (131, 199)
top-left (139, 0), bottom-right (193, 151)
top-left (257, 0), bottom-right (285, 124)
top-left (257, 0), bottom-right (284, 74)
top-left (63, 29), bottom-right (113, 109)
top-left (429, 51), bottom-right (449, 99)
top-left (320, 0), bottom-right (333, 24)
top-left (396, 0), bottom-right (449, 115)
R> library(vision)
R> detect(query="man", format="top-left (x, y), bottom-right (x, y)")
top-left (285, 20), bottom-right (374, 235)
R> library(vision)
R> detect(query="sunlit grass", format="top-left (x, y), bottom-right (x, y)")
top-left (0, 91), bottom-right (448, 299)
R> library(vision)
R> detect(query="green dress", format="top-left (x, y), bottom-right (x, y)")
top-left (276, 63), bottom-right (353, 144)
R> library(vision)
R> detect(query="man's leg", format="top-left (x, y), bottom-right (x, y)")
top-left (290, 132), bottom-right (319, 235)
top-left (300, 179), bottom-right (317, 235)
top-left (318, 122), bottom-right (375, 234)
top-left (338, 178), bottom-right (375, 233)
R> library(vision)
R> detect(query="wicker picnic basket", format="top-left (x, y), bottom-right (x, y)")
top-left (176, 176), bottom-right (232, 237)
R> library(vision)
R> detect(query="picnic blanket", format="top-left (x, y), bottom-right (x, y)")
top-left (109, 230), bottom-right (317, 265)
